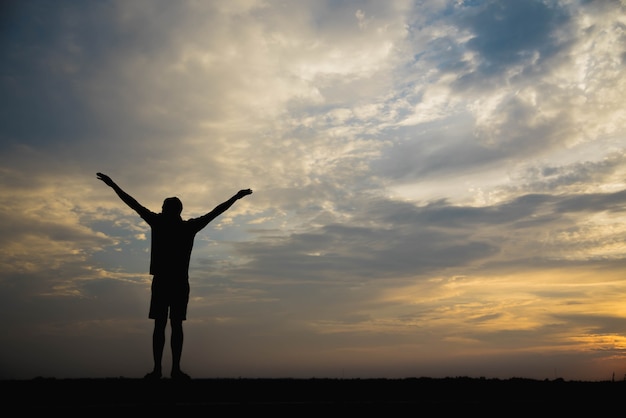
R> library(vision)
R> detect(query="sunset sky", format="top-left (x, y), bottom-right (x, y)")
top-left (1, 0), bottom-right (626, 381)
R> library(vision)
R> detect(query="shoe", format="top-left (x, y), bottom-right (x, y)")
top-left (144, 371), bottom-right (162, 380)
top-left (171, 370), bottom-right (191, 381)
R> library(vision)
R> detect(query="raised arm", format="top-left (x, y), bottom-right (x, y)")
top-left (96, 172), bottom-right (150, 217)
top-left (197, 189), bottom-right (253, 227)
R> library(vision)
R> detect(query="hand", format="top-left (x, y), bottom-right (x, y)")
top-left (236, 189), bottom-right (253, 199)
top-left (96, 172), bottom-right (115, 187)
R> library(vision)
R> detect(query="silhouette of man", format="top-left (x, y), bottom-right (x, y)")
top-left (97, 172), bottom-right (252, 380)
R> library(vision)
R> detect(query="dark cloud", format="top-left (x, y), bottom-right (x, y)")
top-left (514, 152), bottom-right (626, 193)
top-left (227, 185), bottom-right (626, 288)
top-left (371, 131), bottom-right (497, 181)
top-left (0, 0), bottom-right (226, 151)
top-left (553, 313), bottom-right (626, 335)
top-left (0, 2), bottom-right (115, 145)
top-left (231, 219), bottom-right (496, 281)
top-left (555, 189), bottom-right (626, 214)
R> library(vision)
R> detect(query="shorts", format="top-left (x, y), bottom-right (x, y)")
top-left (148, 275), bottom-right (190, 321)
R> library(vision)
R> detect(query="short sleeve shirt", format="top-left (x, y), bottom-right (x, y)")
top-left (139, 211), bottom-right (211, 280)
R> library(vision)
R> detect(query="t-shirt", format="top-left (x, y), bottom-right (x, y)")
top-left (139, 211), bottom-right (213, 280)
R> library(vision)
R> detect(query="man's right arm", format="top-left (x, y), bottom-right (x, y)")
top-left (96, 172), bottom-right (150, 217)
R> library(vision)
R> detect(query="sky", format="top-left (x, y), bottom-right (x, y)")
top-left (1, 0), bottom-right (626, 382)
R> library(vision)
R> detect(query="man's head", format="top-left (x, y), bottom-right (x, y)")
top-left (162, 197), bottom-right (183, 217)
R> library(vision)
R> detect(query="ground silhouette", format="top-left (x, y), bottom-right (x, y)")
top-left (4, 376), bottom-right (625, 412)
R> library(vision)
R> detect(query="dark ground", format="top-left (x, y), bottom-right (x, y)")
top-left (4, 376), bottom-right (625, 412)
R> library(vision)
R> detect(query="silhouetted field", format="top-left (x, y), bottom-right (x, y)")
top-left (4, 376), bottom-right (625, 412)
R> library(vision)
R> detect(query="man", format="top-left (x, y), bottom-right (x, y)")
top-left (97, 172), bottom-right (252, 380)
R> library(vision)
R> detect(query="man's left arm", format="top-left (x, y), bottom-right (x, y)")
top-left (196, 189), bottom-right (253, 228)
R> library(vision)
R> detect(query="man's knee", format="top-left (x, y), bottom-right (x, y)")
top-left (154, 318), bottom-right (168, 331)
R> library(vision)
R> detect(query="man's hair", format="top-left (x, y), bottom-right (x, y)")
top-left (162, 197), bottom-right (183, 216)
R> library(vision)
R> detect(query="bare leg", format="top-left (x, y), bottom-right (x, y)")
top-left (145, 318), bottom-right (166, 379)
top-left (170, 319), bottom-right (190, 380)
